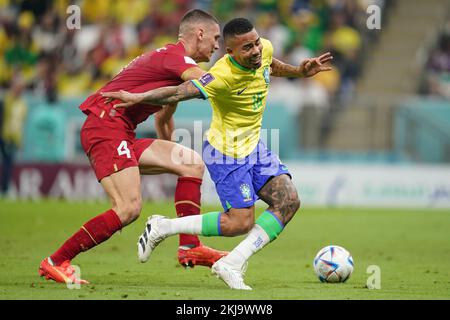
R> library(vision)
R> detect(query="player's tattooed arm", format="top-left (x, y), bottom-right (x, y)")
top-left (270, 58), bottom-right (303, 78)
top-left (257, 174), bottom-right (300, 225)
top-left (271, 52), bottom-right (333, 78)
top-left (101, 81), bottom-right (202, 108)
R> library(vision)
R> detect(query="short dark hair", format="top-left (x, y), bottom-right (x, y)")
top-left (223, 18), bottom-right (254, 41)
top-left (179, 9), bottom-right (219, 34)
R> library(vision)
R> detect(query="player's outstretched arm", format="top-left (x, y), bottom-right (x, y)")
top-left (271, 52), bottom-right (333, 78)
top-left (101, 81), bottom-right (203, 108)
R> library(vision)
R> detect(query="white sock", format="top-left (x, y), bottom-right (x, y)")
top-left (158, 215), bottom-right (202, 236)
top-left (222, 224), bottom-right (270, 270)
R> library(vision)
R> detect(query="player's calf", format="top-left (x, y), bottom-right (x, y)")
top-left (100, 167), bottom-right (143, 227)
top-left (258, 174), bottom-right (300, 225)
top-left (275, 191), bottom-right (300, 225)
top-left (177, 150), bottom-right (205, 179)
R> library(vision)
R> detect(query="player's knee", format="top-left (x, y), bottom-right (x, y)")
top-left (128, 199), bottom-right (143, 223)
top-left (191, 161), bottom-right (205, 178)
top-left (190, 151), bottom-right (205, 177)
top-left (181, 151), bottom-right (205, 178)
top-left (116, 198), bottom-right (142, 225)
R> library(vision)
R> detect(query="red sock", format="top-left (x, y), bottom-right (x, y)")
top-left (175, 177), bottom-right (202, 248)
top-left (50, 209), bottom-right (122, 266)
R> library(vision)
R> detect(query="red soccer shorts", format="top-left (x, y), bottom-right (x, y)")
top-left (80, 113), bottom-right (155, 181)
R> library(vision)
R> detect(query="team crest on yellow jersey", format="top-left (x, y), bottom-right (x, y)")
top-left (263, 66), bottom-right (270, 85)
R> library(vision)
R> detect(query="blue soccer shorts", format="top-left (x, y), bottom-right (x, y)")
top-left (202, 139), bottom-right (291, 211)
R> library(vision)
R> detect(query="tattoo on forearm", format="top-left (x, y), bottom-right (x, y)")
top-left (173, 81), bottom-right (202, 103)
top-left (144, 86), bottom-right (178, 105)
top-left (271, 59), bottom-right (301, 78)
top-left (144, 81), bottom-right (201, 105)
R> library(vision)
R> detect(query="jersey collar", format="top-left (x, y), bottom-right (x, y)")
top-left (228, 55), bottom-right (256, 74)
top-left (176, 41), bottom-right (187, 54)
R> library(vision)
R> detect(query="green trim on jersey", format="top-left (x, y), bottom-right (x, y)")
top-left (228, 55), bottom-right (256, 74)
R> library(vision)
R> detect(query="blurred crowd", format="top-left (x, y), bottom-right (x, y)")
top-left (0, 0), bottom-right (389, 196)
top-left (0, 0), bottom-right (387, 108)
top-left (423, 17), bottom-right (450, 100)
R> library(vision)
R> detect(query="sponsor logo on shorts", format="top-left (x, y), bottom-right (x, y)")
top-left (240, 183), bottom-right (252, 202)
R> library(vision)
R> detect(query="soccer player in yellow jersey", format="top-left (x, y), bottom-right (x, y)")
top-left (102, 18), bottom-right (332, 290)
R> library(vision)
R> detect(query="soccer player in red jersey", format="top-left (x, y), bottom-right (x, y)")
top-left (38, 10), bottom-right (227, 285)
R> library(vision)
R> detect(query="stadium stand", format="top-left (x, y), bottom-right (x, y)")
top-left (0, 0), bottom-right (448, 165)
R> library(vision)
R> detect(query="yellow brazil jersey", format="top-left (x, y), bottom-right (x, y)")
top-left (192, 38), bottom-right (273, 159)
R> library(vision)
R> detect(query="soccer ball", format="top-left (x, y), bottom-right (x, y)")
top-left (313, 245), bottom-right (354, 283)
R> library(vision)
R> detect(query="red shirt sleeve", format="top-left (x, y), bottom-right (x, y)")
top-left (163, 53), bottom-right (198, 78)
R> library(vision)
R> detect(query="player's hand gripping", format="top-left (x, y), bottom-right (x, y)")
top-left (101, 90), bottom-right (144, 109)
top-left (299, 52), bottom-right (333, 78)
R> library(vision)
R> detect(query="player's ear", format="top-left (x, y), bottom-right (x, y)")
top-left (197, 28), bottom-right (204, 40)
top-left (226, 47), bottom-right (233, 55)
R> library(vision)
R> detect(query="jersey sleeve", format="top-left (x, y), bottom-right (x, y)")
top-left (261, 38), bottom-right (274, 64)
top-left (163, 53), bottom-right (198, 78)
top-left (191, 71), bottom-right (228, 100)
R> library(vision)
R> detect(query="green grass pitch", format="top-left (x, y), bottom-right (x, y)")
top-left (0, 200), bottom-right (449, 300)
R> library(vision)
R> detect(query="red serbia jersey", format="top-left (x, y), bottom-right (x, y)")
top-left (79, 42), bottom-right (198, 130)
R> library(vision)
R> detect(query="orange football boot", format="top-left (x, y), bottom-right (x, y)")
top-left (178, 244), bottom-right (228, 268)
top-left (39, 258), bottom-right (89, 284)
